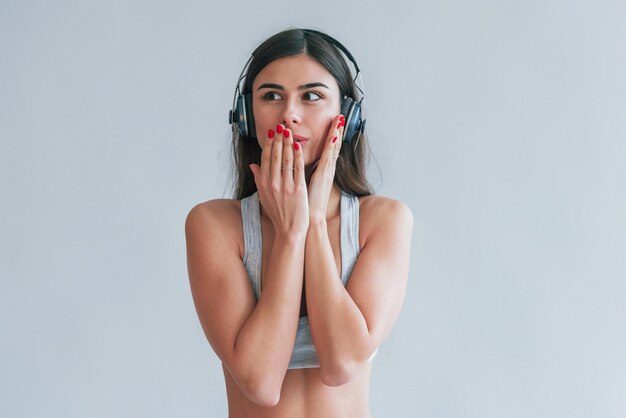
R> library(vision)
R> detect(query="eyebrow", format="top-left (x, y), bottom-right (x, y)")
top-left (256, 82), bottom-right (330, 91)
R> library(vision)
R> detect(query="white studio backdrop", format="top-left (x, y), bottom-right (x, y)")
top-left (1, 0), bottom-right (625, 417)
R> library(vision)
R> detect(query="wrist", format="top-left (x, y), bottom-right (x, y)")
top-left (308, 214), bottom-right (327, 228)
top-left (307, 217), bottom-right (328, 239)
top-left (274, 227), bottom-right (308, 244)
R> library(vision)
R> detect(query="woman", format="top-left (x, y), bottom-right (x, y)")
top-left (185, 28), bottom-right (413, 417)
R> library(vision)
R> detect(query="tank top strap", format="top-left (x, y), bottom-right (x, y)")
top-left (241, 192), bottom-right (262, 299)
top-left (340, 192), bottom-right (360, 285)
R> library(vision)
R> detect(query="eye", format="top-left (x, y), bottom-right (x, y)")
top-left (262, 92), bottom-right (282, 101)
top-left (302, 91), bottom-right (323, 101)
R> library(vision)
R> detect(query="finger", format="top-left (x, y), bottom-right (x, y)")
top-left (270, 124), bottom-right (284, 186)
top-left (293, 141), bottom-right (305, 188)
top-left (282, 128), bottom-right (294, 185)
top-left (334, 119), bottom-right (344, 159)
top-left (259, 128), bottom-right (275, 184)
top-left (332, 114), bottom-right (345, 158)
top-left (320, 115), bottom-right (344, 167)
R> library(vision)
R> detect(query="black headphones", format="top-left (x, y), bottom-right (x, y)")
top-left (228, 29), bottom-right (366, 144)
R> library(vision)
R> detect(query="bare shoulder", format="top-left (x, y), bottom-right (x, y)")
top-left (185, 198), bottom-right (259, 375)
top-left (186, 198), bottom-right (242, 226)
top-left (358, 195), bottom-right (413, 242)
top-left (185, 198), bottom-right (244, 258)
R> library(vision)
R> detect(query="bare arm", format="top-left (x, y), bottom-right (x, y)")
top-left (304, 115), bottom-right (413, 386)
top-left (186, 125), bottom-right (308, 406)
top-left (305, 198), bottom-right (413, 386)
top-left (186, 203), bottom-right (305, 406)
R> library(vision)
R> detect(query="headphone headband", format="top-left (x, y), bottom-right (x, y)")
top-left (301, 29), bottom-right (361, 74)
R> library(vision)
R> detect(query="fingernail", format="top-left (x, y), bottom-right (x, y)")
top-left (268, 129), bottom-right (275, 139)
top-left (284, 130), bottom-right (290, 138)
top-left (332, 136), bottom-right (338, 143)
top-left (294, 142), bottom-right (300, 150)
top-left (340, 115), bottom-right (345, 122)
top-left (337, 121), bottom-right (343, 129)
top-left (276, 124), bottom-right (284, 134)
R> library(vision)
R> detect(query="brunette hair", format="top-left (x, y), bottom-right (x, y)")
top-left (232, 28), bottom-right (373, 199)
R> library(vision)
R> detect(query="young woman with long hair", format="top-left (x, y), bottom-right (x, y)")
top-left (185, 28), bottom-right (413, 417)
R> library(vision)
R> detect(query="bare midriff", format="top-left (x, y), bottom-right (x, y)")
top-left (223, 362), bottom-right (372, 418)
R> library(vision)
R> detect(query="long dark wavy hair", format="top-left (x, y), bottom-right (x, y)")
top-left (232, 28), bottom-right (374, 200)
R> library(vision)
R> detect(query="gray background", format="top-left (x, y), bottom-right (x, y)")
top-left (1, 0), bottom-right (625, 417)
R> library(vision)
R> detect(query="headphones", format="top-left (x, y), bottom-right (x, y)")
top-left (228, 29), bottom-right (366, 144)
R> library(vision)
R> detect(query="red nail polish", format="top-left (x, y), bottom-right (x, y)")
top-left (294, 142), bottom-right (300, 150)
top-left (276, 124), bottom-right (284, 134)
top-left (337, 121), bottom-right (343, 129)
top-left (340, 115), bottom-right (345, 122)
top-left (284, 130), bottom-right (290, 138)
top-left (332, 136), bottom-right (338, 143)
top-left (268, 129), bottom-right (275, 139)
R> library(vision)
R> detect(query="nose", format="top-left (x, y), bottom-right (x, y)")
top-left (281, 98), bottom-right (302, 129)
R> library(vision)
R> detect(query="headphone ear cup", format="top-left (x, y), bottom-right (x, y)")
top-left (244, 92), bottom-right (256, 138)
top-left (234, 93), bottom-right (256, 138)
top-left (340, 97), bottom-right (353, 120)
top-left (234, 94), bottom-right (247, 138)
top-left (341, 97), bottom-right (362, 144)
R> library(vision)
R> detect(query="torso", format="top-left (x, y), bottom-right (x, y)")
top-left (204, 193), bottom-right (390, 418)
top-left (223, 362), bottom-right (372, 418)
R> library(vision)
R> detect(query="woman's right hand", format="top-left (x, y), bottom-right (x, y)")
top-left (249, 124), bottom-right (309, 236)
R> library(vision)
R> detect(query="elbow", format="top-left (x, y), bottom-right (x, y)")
top-left (320, 359), bottom-right (362, 387)
top-left (320, 345), bottom-right (379, 387)
top-left (238, 371), bottom-right (282, 407)
top-left (247, 388), bottom-right (281, 408)
top-left (226, 352), bottom-right (286, 406)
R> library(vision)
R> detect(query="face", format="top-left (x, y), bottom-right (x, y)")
top-left (251, 54), bottom-right (342, 166)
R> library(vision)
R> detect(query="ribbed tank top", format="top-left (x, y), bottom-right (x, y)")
top-left (240, 191), bottom-right (376, 369)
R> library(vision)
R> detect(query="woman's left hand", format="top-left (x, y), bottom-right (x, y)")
top-left (307, 114), bottom-right (345, 222)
